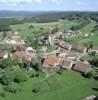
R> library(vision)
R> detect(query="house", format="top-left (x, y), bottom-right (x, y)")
top-left (84, 33), bottom-right (90, 38)
top-left (58, 48), bottom-right (67, 53)
top-left (42, 55), bottom-right (64, 72)
top-left (55, 41), bottom-right (72, 51)
top-left (61, 60), bottom-right (73, 70)
top-left (64, 30), bottom-right (76, 38)
top-left (57, 52), bottom-right (67, 58)
top-left (66, 53), bottom-right (77, 61)
top-left (0, 50), bottom-right (8, 59)
top-left (92, 46), bottom-right (98, 53)
top-left (6, 32), bottom-right (25, 45)
top-left (72, 45), bottom-right (87, 53)
top-left (41, 35), bottom-right (49, 45)
top-left (13, 51), bottom-right (32, 62)
top-left (73, 62), bottom-right (92, 74)
top-left (41, 34), bottom-right (55, 45)
top-left (42, 54), bottom-right (74, 70)
top-left (83, 95), bottom-right (96, 100)
top-left (26, 47), bottom-right (36, 56)
top-left (48, 34), bottom-right (55, 45)
top-left (11, 32), bottom-right (22, 42)
top-left (56, 48), bottom-right (67, 58)
top-left (43, 55), bottom-right (62, 68)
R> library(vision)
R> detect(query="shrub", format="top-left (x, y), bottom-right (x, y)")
top-left (0, 58), bottom-right (13, 69)
top-left (31, 59), bottom-right (41, 71)
top-left (88, 51), bottom-right (96, 56)
top-left (94, 76), bottom-right (98, 81)
top-left (0, 24), bottom-right (11, 32)
top-left (29, 25), bottom-right (34, 29)
top-left (0, 91), bottom-right (6, 97)
top-left (95, 96), bottom-right (98, 100)
top-left (14, 69), bottom-right (28, 83)
top-left (31, 71), bottom-right (39, 77)
top-left (89, 55), bottom-right (98, 67)
top-left (57, 68), bottom-right (63, 75)
top-left (32, 87), bottom-right (40, 93)
top-left (1, 69), bottom-right (14, 85)
top-left (81, 72), bottom-right (92, 79)
top-left (3, 86), bottom-right (16, 94)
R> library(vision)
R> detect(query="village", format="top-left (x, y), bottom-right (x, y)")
top-left (0, 22), bottom-right (98, 100)
top-left (0, 30), bottom-right (97, 75)
top-left (0, 0), bottom-right (98, 99)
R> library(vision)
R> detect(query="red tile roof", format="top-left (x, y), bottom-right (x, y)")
top-left (72, 45), bottom-right (86, 52)
top-left (14, 51), bottom-right (32, 61)
top-left (56, 41), bottom-right (71, 50)
top-left (43, 55), bottom-right (60, 67)
top-left (62, 60), bottom-right (72, 69)
top-left (92, 46), bottom-right (98, 50)
top-left (11, 34), bottom-right (22, 42)
top-left (73, 62), bottom-right (92, 74)
top-left (43, 55), bottom-right (73, 70)
top-left (59, 48), bottom-right (66, 53)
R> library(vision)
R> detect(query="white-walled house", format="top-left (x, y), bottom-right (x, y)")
top-left (66, 53), bottom-right (77, 61)
top-left (6, 32), bottom-right (25, 45)
top-left (64, 30), bottom-right (76, 38)
top-left (26, 47), bottom-right (36, 57)
top-left (92, 46), bottom-right (98, 53)
top-left (0, 50), bottom-right (8, 59)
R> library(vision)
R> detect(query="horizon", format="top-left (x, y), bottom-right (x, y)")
top-left (0, 0), bottom-right (98, 11)
top-left (0, 10), bottom-right (98, 12)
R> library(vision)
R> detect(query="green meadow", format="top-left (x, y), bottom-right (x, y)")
top-left (0, 70), bottom-right (97, 100)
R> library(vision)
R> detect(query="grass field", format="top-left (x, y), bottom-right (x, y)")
top-left (10, 22), bottom-right (59, 38)
top-left (65, 20), bottom-right (98, 45)
top-left (9, 19), bottom-right (98, 46)
top-left (63, 19), bottom-right (78, 30)
top-left (10, 20), bottom-right (78, 38)
top-left (67, 32), bottom-right (98, 46)
top-left (0, 70), bottom-right (97, 100)
top-left (80, 21), bottom-right (96, 33)
top-left (1, 16), bottom-right (98, 100)
top-left (31, 22), bottom-right (59, 27)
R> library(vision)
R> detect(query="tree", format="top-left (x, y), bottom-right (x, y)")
top-left (1, 68), bottom-right (14, 85)
top-left (13, 57), bottom-right (20, 66)
top-left (3, 86), bottom-right (16, 94)
top-left (2, 32), bottom-right (7, 39)
top-left (31, 59), bottom-right (41, 71)
top-left (0, 58), bottom-right (13, 69)
top-left (70, 16), bottom-right (91, 30)
top-left (90, 55), bottom-right (98, 67)
top-left (51, 26), bottom-right (58, 34)
top-left (32, 87), bottom-right (40, 93)
top-left (0, 91), bottom-right (6, 97)
top-left (29, 25), bottom-right (34, 29)
top-left (16, 46), bottom-right (21, 51)
top-left (88, 51), bottom-right (96, 56)
top-left (0, 24), bottom-right (11, 32)
top-left (84, 40), bottom-right (93, 50)
top-left (40, 27), bottom-right (44, 30)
